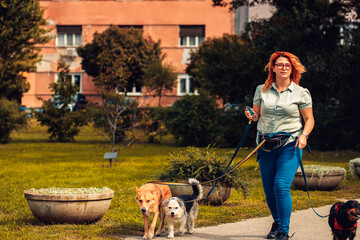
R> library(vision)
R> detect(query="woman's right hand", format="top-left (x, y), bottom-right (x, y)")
top-left (244, 107), bottom-right (255, 120)
top-left (244, 105), bottom-right (260, 121)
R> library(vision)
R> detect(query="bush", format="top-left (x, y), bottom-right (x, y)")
top-left (36, 102), bottom-right (87, 142)
top-left (89, 96), bottom-right (138, 144)
top-left (163, 95), bottom-right (221, 146)
top-left (309, 104), bottom-right (360, 151)
top-left (158, 146), bottom-right (247, 194)
top-left (0, 98), bottom-right (27, 143)
top-left (219, 105), bottom-right (258, 148)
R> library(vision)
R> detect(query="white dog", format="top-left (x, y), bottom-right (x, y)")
top-left (162, 178), bottom-right (203, 238)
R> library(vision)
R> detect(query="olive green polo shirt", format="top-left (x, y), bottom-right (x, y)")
top-left (253, 82), bottom-right (312, 145)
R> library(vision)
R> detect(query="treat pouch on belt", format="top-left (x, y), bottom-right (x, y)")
top-left (258, 132), bottom-right (291, 152)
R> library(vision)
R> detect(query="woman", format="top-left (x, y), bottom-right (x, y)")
top-left (244, 51), bottom-right (314, 240)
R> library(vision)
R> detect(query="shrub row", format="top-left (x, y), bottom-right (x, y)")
top-left (0, 95), bottom-right (357, 151)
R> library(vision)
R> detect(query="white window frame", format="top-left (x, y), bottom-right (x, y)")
top-left (56, 33), bottom-right (82, 47)
top-left (118, 83), bottom-right (143, 96)
top-left (55, 73), bottom-right (82, 93)
top-left (126, 84), bottom-right (142, 96)
top-left (177, 74), bottom-right (198, 96)
top-left (179, 36), bottom-right (205, 47)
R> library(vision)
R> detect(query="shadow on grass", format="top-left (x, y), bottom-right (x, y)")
top-left (99, 222), bottom-right (143, 238)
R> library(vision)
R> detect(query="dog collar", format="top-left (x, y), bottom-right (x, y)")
top-left (334, 219), bottom-right (358, 231)
top-left (334, 205), bottom-right (358, 231)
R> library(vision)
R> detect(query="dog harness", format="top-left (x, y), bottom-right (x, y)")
top-left (334, 204), bottom-right (358, 231)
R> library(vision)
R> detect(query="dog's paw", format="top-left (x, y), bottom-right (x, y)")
top-left (167, 234), bottom-right (174, 239)
top-left (142, 233), bottom-right (153, 239)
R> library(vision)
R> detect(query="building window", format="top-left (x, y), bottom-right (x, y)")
top-left (118, 25), bottom-right (143, 30)
top-left (177, 74), bottom-right (197, 95)
top-left (179, 25), bottom-right (205, 47)
top-left (57, 26), bottom-right (82, 47)
top-left (124, 83), bottom-right (142, 96)
top-left (56, 73), bottom-right (82, 92)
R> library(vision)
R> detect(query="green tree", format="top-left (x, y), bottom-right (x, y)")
top-left (0, 98), bottom-right (27, 143)
top-left (241, 0), bottom-right (349, 101)
top-left (311, 27), bottom-right (360, 150)
top-left (0, 0), bottom-right (50, 102)
top-left (91, 49), bottom-right (139, 153)
top-left (36, 62), bottom-right (87, 142)
top-left (163, 95), bottom-right (221, 146)
top-left (142, 56), bottom-right (177, 107)
top-left (186, 34), bottom-right (263, 106)
top-left (238, 0), bottom-right (360, 150)
top-left (77, 26), bottom-right (162, 94)
top-left (202, 0), bottom-right (359, 149)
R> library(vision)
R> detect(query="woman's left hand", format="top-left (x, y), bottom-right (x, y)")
top-left (295, 134), bottom-right (307, 149)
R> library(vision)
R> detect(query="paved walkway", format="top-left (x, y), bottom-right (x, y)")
top-left (125, 199), bottom-right (360, 240)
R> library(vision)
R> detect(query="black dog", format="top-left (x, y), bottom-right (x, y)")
top-left (328, 200), bottom-right (360, 240)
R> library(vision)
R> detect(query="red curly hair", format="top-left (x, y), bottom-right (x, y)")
top-left (263, 51), bottom-right (306, 92)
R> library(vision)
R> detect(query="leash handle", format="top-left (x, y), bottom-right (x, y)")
top-left (245, 106), bottom-right (255, 122)
top-left (245, 106), bottom-right (255, 116)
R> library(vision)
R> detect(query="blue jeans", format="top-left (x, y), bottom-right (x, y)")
top-left (257, 141), bottom-right (302, 234)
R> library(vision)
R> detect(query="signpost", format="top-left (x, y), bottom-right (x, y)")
top-left (104, 152), bottom-right (118, 167)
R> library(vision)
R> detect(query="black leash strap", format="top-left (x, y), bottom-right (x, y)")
top-left (206, 120), bottom-right (253, 198)
top-left (296, 146), bottom-right (330, 218)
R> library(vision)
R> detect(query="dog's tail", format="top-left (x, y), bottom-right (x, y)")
top-left (188, 178), bottom-right (203, 201)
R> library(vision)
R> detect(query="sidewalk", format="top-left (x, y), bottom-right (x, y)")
top-left (124, 199), bottom-right (360, 240)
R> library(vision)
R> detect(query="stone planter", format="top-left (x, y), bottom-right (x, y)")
top-left (349, 158), bottom-right (360, 179)
top-left (355, 162), bottom-right (360, 179)
top-left (24, 188), bottom-right (114, 224)
top-left (292, 165), bottom-right (346, 191)
top-left (169, 183), bottom-right (232, 206)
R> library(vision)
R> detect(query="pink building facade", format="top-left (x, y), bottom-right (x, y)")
top-left (22, 0), bottom-right (248, 107)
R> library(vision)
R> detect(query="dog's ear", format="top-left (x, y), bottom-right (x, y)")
top-left (344, 200), bottom-right (359, 210)
top-left (176, 198), bottom-right (185, 209)
top-left (135, 185), bottom-right (140, 199)
top-left (162, 198), bottom-right (170, 208)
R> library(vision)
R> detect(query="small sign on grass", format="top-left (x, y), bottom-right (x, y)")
top-left (104, 152), bottom-right (118, 167)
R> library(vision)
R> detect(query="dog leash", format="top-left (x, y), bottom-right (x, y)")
top-left (147, 141), bottom-right (266, 204)
top-left (148, 106), bottom-right (258, 194)
top-left (205, 106), bottom-right (258, 198)
top-left (206, 119), bottom-right (253, 198)
top-left (148, 139), bottom-right (266, 191)
top-left (295, 146), bottom-right (331, 218)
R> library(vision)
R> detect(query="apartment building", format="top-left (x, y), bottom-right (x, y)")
top-left (22, 0), bottom-right (272, 108)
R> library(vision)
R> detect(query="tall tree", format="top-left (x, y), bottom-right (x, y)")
top-left (240, 0), bottom-right (350, 104)
top-left (198, 0), bottom-right (360, 149)
top-left (0, 0), bottom-right (50, 102)
top-left (94, 49), bottom-right (138, 153)
top-left (186, 33), bottom-right (263, 106)
top-left (36, 62), bottom-right (87, 142)
top-left (142, 56), bottom-right (177, 107)
top-left (193, 0), bottom-right (351, 105)
top-left (77, 26), bottom-right (162, 94)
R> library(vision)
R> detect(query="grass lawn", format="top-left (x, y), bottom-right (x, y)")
top-left (0, 120), bottom-right (359, 239)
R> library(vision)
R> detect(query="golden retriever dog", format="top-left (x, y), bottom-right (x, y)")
top-left (135, 183), bottom-right (172, 239)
